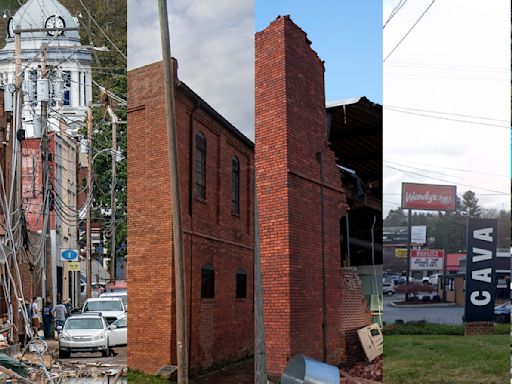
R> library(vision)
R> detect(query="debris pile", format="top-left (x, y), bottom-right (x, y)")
top-left (340, 355), bottom-right (383, 383)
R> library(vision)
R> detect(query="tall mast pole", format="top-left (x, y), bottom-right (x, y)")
top-left (158, 1), bottom-right (188, 382)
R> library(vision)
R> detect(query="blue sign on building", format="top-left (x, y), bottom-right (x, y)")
top-left (61, 248), bottom-right (79, 261)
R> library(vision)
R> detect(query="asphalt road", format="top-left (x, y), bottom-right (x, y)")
top-left (383, 293), bottom-right (464, 324)
top-left (56, 345), bottom-right (127, 366)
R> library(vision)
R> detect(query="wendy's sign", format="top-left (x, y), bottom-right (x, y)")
top-left (464, 218), bottom-right (497, 322)
top-left (401, 183), bottom-right (456, 211)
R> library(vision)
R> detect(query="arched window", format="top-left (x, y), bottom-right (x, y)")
top-left (236, 268), bottom-right (247, 299)
top-left (231, 156), bottom-right (240, 214)
top-left (195, 132), bottom-right (206, 199)
top-left (201, 264), bottom-right (215, 299)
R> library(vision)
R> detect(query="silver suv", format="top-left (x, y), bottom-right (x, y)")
top-left (58, 313), bottom-right (110, 358)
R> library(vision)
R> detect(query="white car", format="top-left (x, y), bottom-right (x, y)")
top-left (100, 291), bottom-right (128, 309)
top-left (58, 313), bottom-right (110, 358)
top-left (81, 297), bottom-right (125, 325)
top-left (383, 282), bottom-right (395, 296)
top-left (108, 315), bottom-right (127, 347)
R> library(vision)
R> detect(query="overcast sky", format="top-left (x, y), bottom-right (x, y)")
top-left (383, 0), bottom-right (510, 216)
top-left (128, 0), bottom-right (254, 139)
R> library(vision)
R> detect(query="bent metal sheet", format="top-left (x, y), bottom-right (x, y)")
top-left (464, 218), bottom-right (497, 322)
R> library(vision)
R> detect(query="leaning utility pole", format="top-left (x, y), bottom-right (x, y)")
top-left (86, 107), bottom-right (93, 299)
top-left (158, 1), bottom-right (188, 382)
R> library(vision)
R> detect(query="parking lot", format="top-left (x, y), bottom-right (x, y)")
top-left (383, 293), bottom-right (464, 324)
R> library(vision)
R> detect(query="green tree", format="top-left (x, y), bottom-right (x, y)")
top-left (461, 190), bottom-right (481, 217)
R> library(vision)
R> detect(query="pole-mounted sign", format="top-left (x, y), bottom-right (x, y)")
top-left (61, 248), bottom-right (79, 262)
top-left (464, 218), bottom-right (497, 322)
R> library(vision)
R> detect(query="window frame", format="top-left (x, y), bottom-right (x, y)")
top-left (195, 132), bottom-right (206, 199)
top-left (201, 264), bottom-right (215, 299)
top-left (231, 156), bottom-right (240, 214)
top-left (235, 268), bottom-right (247, 299)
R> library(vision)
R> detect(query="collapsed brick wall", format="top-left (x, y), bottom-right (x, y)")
top-left (256, 16), bottom-right (371, 376)
top-left (128, 61), bottom-right (254, 374)
top-left (339, 269), bottom-right (372, 365)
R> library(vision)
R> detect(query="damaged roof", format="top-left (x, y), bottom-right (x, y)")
top-left (327, 96), bottom-right (382, 184)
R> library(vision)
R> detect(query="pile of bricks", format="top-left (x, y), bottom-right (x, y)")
top-left (340, 355), bottom-right (383, 383)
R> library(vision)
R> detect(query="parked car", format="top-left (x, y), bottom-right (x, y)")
top-left (428, 274), bottom-right (441, 286)
top-left (81, 297), bottom-right (125, 325)
top-left (100, 291), bottom-right (128, 309)
top-left (108, 315), bottom-right (127, 347)
top-left (383, 282), bottom-right (395, 296)
top-left (58, 313), bottom-right (111, 358)
top-left (494, 301), bottom-right (510, 323)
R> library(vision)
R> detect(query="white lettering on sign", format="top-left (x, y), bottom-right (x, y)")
top-left (471, 248), bottom-right (492, 263)
top-left (470, 291), bottom-right (491, 306)
top-left (471, 268), bottom-right (492, 283)
top-left (473, 227), bottom-right (493, 242)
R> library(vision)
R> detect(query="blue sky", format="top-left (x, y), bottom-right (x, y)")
top-left (256, 0), bottom-right (382, 104)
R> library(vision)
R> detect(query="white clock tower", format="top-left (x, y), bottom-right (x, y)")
top-left (0, 0), bottom-right (93, 137)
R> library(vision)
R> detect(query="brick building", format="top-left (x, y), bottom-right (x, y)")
top-left (128, 60), bottom-right (254, 373)
top-left (255, 16), bottom-right (375, 375)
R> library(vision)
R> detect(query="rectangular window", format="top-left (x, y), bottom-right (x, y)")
top-left (201, 265), bottom-right (215, 299)
top-left (231, 157), bottom-right (240, 214)
top-left (195, 133), bottom-right (206, 199)
top-left (63, 71), bottom-right (71, 106)
top-left (236, 271), bottom-right (247, 298)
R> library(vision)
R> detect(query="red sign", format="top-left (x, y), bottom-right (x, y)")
top-left (402, 183), bottom-right (456, 211)
top-left (411, 249), bottom-right (445, 271)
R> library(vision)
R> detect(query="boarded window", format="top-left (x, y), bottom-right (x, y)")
top-left (195, 132), bottom-right (206, 199)
top-left (231, 156), bottom-right (240, 213)
top-left (236, 269), bottom-right (247, 298)
top-left (201, 264), bottom-right (215, 299)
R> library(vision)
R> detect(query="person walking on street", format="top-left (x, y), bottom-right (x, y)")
top-left (31, 297), bottom-right (41, 337)
top-left (52, 301), bottom-right (67, 335)
top-left (64, 298), bottom-right (72, 317)
top-left (42, 301), bottom-right (53, 340)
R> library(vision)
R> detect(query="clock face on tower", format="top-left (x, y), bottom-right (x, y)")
top-left (45, 15), bottom-right (65, 36)
top-left (6, 18), bottom-right (14, 39)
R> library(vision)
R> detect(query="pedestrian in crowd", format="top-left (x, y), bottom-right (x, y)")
top-left (42, 300), bottom-right (53, 340)
top-left (31, 297), bottom-right (40, 336)
top-left (64, 298), bottom-right (72, 317)
top-left (52, 301), bottom-right (67, 335)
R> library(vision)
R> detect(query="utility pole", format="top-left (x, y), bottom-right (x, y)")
top-left (158, 1), bottom-right (188, 382)
top-left (86, 107), bottom-right (92, 299)
top-left (40, 43), bottom-right (48, 301)
top-left (254, 174), bottom-right (268, 384)
top-left (12, 25), bottom-right (21, 343)
top-left (107, 106), bottom-right (117, 283)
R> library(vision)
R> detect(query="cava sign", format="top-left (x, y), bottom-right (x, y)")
top-left (402, 183), bottom-right (456, 211)
top-left (411, 249), bottom-right (444, 271)
top-left (464, 218), bottom-right (497, 322)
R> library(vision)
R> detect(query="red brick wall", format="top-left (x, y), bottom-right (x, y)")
top-left (256, 16), bottom-right (368, 376)
top-left (128, 61), bottom-right (254, 374)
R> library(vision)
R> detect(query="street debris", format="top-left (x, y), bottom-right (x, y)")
top-left (340, 355), bottom-right (383, 383)
top-left (357, 323), bottom-right (383, 362)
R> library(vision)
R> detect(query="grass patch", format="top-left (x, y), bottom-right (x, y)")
top-left (384, 334), bottom-right (509, 383)
top-left (127, 369), bottom-right (174, 383)
top-left (384, 321), bottom-right (509, 336)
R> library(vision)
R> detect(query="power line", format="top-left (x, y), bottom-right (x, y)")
top-left (383, 0), bottom-right (436, 63)
top-left (383, 0), bottom-right (408, 29)
top-left (384, 158), bottom-right (509, 178)
top-left (385, 106), bottom-right (510, 128)
top-left (76, 0), bottom-right (127, 61)
top-left (384, 105), bottom-right (509, 123)
top-left (384, 164), bottom-right (509, 195)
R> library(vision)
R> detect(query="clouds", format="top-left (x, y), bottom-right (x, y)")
top-left (383, 0), bottom-right (510, 214)
top-left (128, 0), bottom-right (254, 139)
